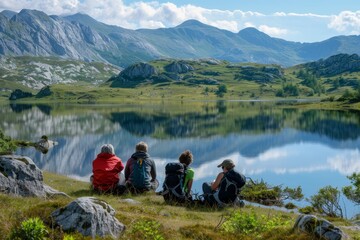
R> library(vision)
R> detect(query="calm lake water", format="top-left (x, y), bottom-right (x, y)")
top-left (1, 101), bottom-right (360, 217)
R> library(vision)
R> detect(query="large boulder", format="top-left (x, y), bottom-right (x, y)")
top-left (119, 62), bottom-right (156, 80)
top-left (0, 155), bottom-right (67, 198)
top-left (164, 61), bottom-right (194, 74)
top-left (51, 197), bottom-right (125, 238)
top-left (293, 214), bottom-right (348, 240)
top-left (0, 155), bottom-right (46, 197)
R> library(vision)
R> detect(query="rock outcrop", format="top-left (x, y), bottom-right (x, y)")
top-left (119, 62), bottom-right (156, 80)
top-left (0, 155), bottom-right (46, 197)
top-left (51, 197), bottom-right (125, 238)
top-left (293, 214), bottom-right (348, 240)
top-left (0, 155), bottom-right (67, 198)
top-left (9, 89), bottom-right (33, 100)
top-left (36, 86), bottom-right (52, 98)
top-left (164, 61), bottom-right (194, 74)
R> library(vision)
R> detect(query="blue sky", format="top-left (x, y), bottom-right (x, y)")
top-left (140, 0), bottom-right (359, 14)
top-left (1, 0), bottom-right (359, 42)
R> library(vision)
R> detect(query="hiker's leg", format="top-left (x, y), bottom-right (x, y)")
top-left (113, 184), bottom-right (127, 195)
top-left (202, 182), bottom-right (213, 195)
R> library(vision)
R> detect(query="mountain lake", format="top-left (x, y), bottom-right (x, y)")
top-left (1, 100), bottom-right (360, 218)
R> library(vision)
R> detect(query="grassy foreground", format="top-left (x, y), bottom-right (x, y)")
top-left (0, 171), bottom-right (359, 240)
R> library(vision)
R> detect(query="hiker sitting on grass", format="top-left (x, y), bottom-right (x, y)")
top-left (202, 159), bottom-right (246, 207)
top-left (91, 144), bottom-right (126, 194)
top-left (179, 150), bottom-right (195, 199)
top-left (124, 141), bottom-right (159, 193)
top-left (161, 150), bottom-right (195, 203)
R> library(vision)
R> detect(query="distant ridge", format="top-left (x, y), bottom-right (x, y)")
top-left (0, 9), bottom-right (360, 67)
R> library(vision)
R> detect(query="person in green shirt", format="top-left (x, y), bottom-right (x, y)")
top-left (179, 150), bottom-right (194, 199)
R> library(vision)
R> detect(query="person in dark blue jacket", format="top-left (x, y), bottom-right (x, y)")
top-left (125, 141), bottom-right (158, 193)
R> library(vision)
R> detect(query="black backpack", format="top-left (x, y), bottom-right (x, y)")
top-left (218, 170), bottom-right (246, 204)
top-left (162, 162), bottom-right (187, 203)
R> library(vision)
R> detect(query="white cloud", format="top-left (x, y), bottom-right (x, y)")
top-left (258, 149), bottom-right (288, 161)
top-left (327, 150), bottom-right (360, 175)
top-left (274, 12), bottom-right (329, 18)
top-left (258, 25), bottom-right (288, 37)
top-left (209, 20), bottom-right (238, 32)
top-left (244, 22), bottom-right (256, 28)
top-left (328, 10), bottom-right (360, 34)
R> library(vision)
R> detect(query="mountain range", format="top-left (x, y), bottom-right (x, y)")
top-left (1, 9), bottom-right (360, 67)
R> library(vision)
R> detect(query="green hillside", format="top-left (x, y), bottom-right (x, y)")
top-left (2, 54), bottom-right (360, 108)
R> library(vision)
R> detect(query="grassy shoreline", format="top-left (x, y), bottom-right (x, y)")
top-left (0, 170), bottom-right (359, 239)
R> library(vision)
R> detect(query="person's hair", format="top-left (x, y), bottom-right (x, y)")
top-left (179, 150), bottom-right (193, 166)
top-left (136, 141), bottom-right (148, 152)
top-left (100, 144), bottom-right (115, 154)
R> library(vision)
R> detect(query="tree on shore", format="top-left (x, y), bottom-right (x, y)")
top-left (343, 173), bottom-right (360, 205)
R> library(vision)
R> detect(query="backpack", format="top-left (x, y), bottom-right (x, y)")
top-left (216, 170), bottom-right (246, 204)
top-left (131, 157), bottom-right (149, 189)
top-left (162, 162), bottom-right (186, 203)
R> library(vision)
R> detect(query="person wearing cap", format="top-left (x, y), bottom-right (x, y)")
top-left (91, 144), bottom-right (126, 194)
top-left (202, 159), bottom-right (246, 207)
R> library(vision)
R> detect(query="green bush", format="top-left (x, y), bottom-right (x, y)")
top-left (284, 202), bottom-right (297, 209)
top-left (241, 179), bottom-right (303, 206)
top-left (0, 129), bottom-right (17, 154)
top-left (298, 206), bottom-right (315, 214)
top-left (63, 235), bottom-right (75, 240)
top-left (221, 210), bottom-right (290, 236)
top-left (215, 84), bottom-right (227, 97)
top-left (130, 219), bottom-right (164, 240)
top-left (8, 217), bottom-right (48, 240)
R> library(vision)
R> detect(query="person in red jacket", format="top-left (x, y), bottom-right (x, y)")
top-left (92, 144), bottom-right (125, 194)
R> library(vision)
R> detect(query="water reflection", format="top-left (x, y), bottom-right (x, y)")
top-left (1, 101), bottom-right (360, 216)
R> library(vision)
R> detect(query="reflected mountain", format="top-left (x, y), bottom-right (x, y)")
top-left (1, 102), bottom-right (360, 178)
top-left (297, 109), bottom-right (360, 140)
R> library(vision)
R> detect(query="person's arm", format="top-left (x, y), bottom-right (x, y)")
top-left (186, 169), bottom-right (195, 193)
top-left (150, 159), bottom-right (156, 181)
top-left (186, 179), bottom-right (193, 193)
top-left (211, 172), bottom-right (224, 190)
top-left (114, 156), bottom-right (125, 172)
top-left (124, 159), bottom-right (131, 181)
top-left (117, 158), bottom-right (125, 172)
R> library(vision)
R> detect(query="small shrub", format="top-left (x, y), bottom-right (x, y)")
top-left (284, 202), bottom-right (297, 209)
top-left (221, 210), bottom-right (290, 237)
top-left (215, 84), bottom-right (227, 97)
top-left (8, 217), bottom-right (48, 240)
top-left (130, 219), bottom-right (164, 240)
top-left (275, 89), bottom-right (284, 97)
top-left (0, 129), bottom-right (17, 154)
top-left (241, 179), bottom-right (303, 206)
top-left (298, 206), bottom-right (315, 214)
top-left (63, 235), bottom-right (75, 240)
